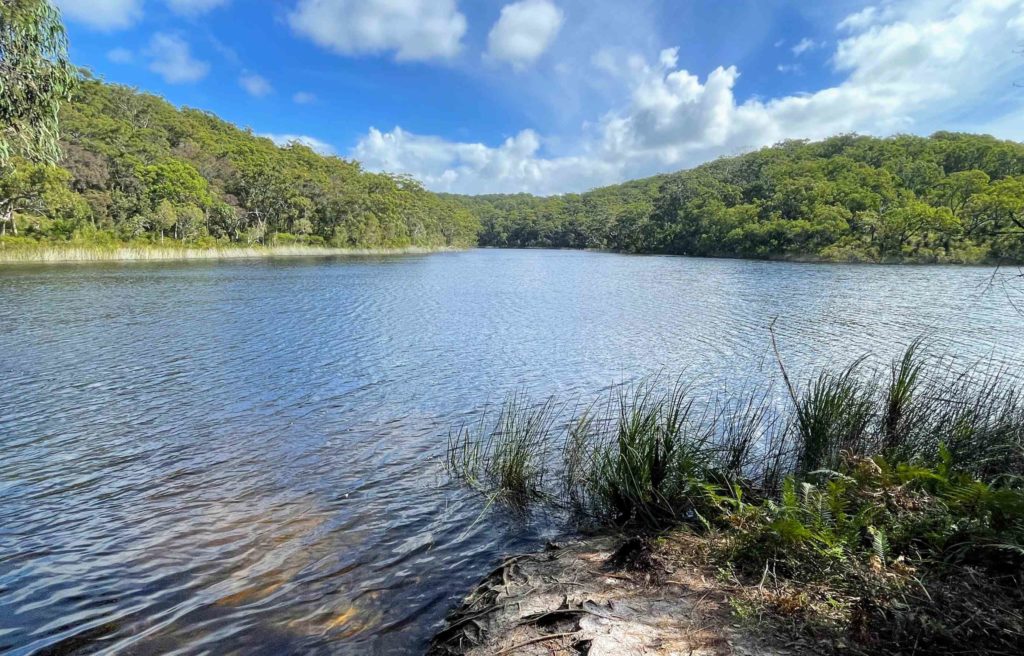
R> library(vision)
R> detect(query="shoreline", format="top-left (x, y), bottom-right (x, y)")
top-left (428, 534), bottom-right (786, 656)
top-left (0, 244), bottom-right (458, 264)
top-left (2, 243), bottom-right (1016, 267)
top-left (478, 246), bottom-right (1017, 267)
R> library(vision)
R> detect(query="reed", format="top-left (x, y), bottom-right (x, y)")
top-left (447, 340), bottom-right (1024, 523)
top-left (0, 243), bottom-right (451, 263)
top-left (445, 342), bottom-right (1024, 655)
top-left (445, 392), bottom-right (560, 504)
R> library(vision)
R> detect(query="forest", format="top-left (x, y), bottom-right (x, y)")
top-left (454, 133), bottom-right (1024, 263)
top-left (0, 75), bottom-right (480, 251)
top-left (2, 70), bottom-right (1024, 262)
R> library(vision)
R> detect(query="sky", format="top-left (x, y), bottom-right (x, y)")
top-left (55, 0), bottom-right (1024, 196)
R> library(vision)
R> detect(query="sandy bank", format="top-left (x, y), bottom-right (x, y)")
top-left (429, 536), bottom-right (790, 656)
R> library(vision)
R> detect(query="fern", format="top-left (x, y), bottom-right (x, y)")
top-left (869, 526), bottom-right (890, 565)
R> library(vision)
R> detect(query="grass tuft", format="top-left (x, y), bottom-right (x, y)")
top-left (444, 340), bottom-right (1024, 654)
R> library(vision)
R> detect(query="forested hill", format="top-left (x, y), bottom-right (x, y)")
top-left (5, 74), bottom-right (1024, 263)
top-left (452, 133), bottom-right (1024, 263)
top-left (2, 75), bottom-right (479, 249)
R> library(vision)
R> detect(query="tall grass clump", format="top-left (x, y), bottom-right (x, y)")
top-left (444, 340), bottom-right (1024, 653)
top-left (792, 359), bottom-right (875, 477)
top-left (447, 342), bottom-right (1024, 519)
top-left (564, 381), bottom-right (724, 528)
top-left (446, 392), bottom-right (559, 504)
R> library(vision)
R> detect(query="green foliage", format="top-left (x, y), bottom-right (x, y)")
top-left (0, 158), bottom-right (73, 235)
top-left (446, 341), bottom-right (1024, 581)
top-left (567, 382), bottom-right (725, 529)
top-left (731, 450), bottom-right (1024, 583)
top-left (2, 77), bottom-right (480, 249)
top-left (453, 133), bottom-right (1024, 263)
top-left (0, 0), bottom-right (77, 167)
top-left (794, 360), bottom-right (875, 477)
top-left (446, 392), bottom-right (559, 504)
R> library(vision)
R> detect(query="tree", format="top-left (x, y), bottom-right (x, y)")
top-left (150, 199), bottom-right (176, 242)
top-left (0, 160), bottom-right (68, 235)
top-left (140, 160), bottom-right (211, 209)
top-left (0, 0), bottom-right (77, 167)
top-left (174, 203), bottom-right (204, 241)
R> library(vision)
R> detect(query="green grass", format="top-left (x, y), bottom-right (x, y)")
top-left (445, 342), bottom-right (1024, 536)
top-left (563, 380), bottom-right (724, 528)
top-left (446, 392), bottom-right (560, 504)
top-left (445, 341), bottom-right (1024, 653)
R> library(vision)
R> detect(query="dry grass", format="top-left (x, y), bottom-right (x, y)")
top-left (0, 244), bottom-right (453, 264)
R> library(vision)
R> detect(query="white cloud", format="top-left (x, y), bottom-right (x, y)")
top-left (240, 73), bottom-right (273, 97)
top-left (838, 4), bottom-right (896, 32)
top-left (288, 0), bottom-right (467, 61)
top-left (293, 91), bottom-right (317, 104)
top-left (146, 33), bottom-right (210, 84)
top-left (261, 133), bottom-right (337, 155)
top-left (354, 127), bottom-right (618, 195)
top-left (351, 0), bottom-right (1024, 195)
top-left (166, 0), bottom-right (230, 15)
top-left (55, 0), bottom-right (141, 30)
top-left (487, 0), bottom-right (565, 68)
top-left (659, 47), bottom-right (679, 69)
top-left (107, 48), bottom-right (134, 64)
top-left (791, 37), bottom-right (820, 56)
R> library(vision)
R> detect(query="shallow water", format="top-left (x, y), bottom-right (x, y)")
top-left (1, 249), bottom-right (1022, 655)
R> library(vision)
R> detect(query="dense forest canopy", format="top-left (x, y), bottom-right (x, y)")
top-left (1, 68), bottom-right (1023, 262)
top-left (0, 75), bottom-right (479, 248)
top-left (452, 133), bottom-right (1024, 263)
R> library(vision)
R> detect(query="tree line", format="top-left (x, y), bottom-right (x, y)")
top-left (1, 74), bottom-right (479, 249)
top-left (453, 133), bottom-right (1024, 263)
top-left (3, 0), bottom-right (1023, 262)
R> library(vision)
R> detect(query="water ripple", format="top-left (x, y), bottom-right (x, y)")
top-left (1, 250), bottom-right (1023, 654)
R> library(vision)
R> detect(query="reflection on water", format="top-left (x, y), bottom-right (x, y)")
top-left (1, 249), bottom-right (1022, 655)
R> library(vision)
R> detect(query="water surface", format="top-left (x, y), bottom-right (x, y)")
top-left (2, 249), bottom-right (1022, 655)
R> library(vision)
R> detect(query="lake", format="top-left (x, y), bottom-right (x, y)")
top-left (2, 249), bottom-right (1022, 655)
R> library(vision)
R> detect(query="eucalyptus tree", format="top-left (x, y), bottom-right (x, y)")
top-left (1, 0), bottom-right (76, 235)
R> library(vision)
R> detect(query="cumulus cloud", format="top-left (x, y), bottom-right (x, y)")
top-left (239, 73), bottom-right (273, 97)
top-left (166, 0), bottom-right (230, 15)
top-left (55, 0), bottom-right (141, 30)
top-left (293, 91), bottom-right (317, 104)
top-left (487, 0), bottom-right (565, 68)
top-left (352, 0), bottom-right (1024, 195)
top-left (146, 33), bottom-right (210, 84)
top-left (288, 0), bottom-right (467, 61)
top-left (261, 133), bottom-right (337, 155)
top-left (354, 127), bottom-right (618, 195)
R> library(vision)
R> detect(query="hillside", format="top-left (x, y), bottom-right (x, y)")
top-left (1, 74), bottom-right (479, 250)
top-left (453, 133), bottom-right (1024, 263)
top-left (3, 73), bottom-right (1024, 264)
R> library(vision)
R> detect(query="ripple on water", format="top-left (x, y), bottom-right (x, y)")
top-left (1, 250), bottom-right (1022, 655)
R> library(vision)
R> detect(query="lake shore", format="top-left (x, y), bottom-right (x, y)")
top-left (428, 534), bottom-right (788, 656)
top-left (0, 243), bottom-right (456, 264)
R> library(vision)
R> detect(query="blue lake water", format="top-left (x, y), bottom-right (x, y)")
top-left (2, 249), bottom-right (1022, 654)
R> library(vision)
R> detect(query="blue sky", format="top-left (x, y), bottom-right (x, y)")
top-left (56, 0), bottom-right (1024, 195)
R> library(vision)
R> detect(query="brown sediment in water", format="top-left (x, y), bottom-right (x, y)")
top-left (428, 536), bottom-right (792, 656)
